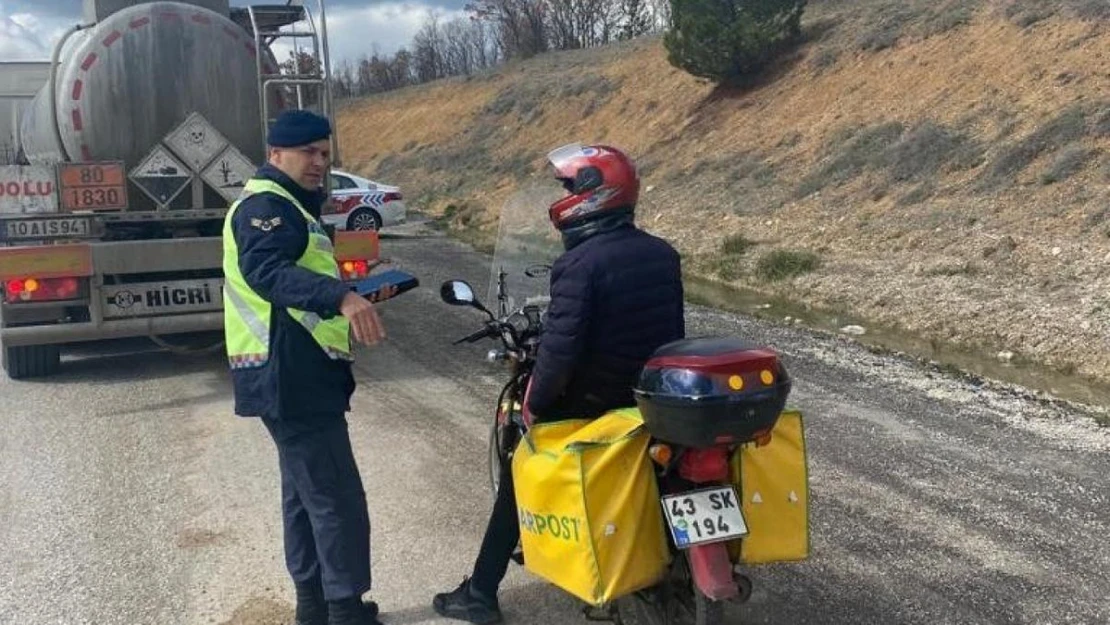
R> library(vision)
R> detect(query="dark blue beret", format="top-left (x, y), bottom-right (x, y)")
top-left (267, 110), bottom-right (332, 148)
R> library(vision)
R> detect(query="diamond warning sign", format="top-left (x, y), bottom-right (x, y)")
top-left (201, 145), bottom-right (257, 202)
top-left (165, 112), bottom-right (229, 172)
top-left (129, 145), bottom-right (192, 208)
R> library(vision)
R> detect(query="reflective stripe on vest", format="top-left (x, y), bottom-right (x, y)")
top-left (222, 177), bottom-right (352, 369)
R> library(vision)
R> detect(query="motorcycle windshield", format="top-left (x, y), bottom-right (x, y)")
top-left (487, 182), bottom-right (566, 317)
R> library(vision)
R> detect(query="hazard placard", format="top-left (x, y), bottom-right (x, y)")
top-left (58, 162), bottom-right (128, 212)
top-left (201, 145), bottom-right (257, 202)
top-left (165, 112), bottom-right (229, 172)
top-left (129, 146), bottom-right (192, 208)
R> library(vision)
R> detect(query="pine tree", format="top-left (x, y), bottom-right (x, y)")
top-left (664, 0), bottom-right (806, 85)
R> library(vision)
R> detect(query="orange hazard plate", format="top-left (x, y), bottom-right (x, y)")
top-left (58, 162), bottom-right (128, 211)
top-left (0, 244), bottom-right (93, 280)
top-left (334, 230), bottom-right (380, 261)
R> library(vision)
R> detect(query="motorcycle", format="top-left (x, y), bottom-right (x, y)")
top-left (439, 185), bottom-right (762, 625)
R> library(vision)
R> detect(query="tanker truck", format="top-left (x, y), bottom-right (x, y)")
top-left (0, 0), bottom-right (380, 379)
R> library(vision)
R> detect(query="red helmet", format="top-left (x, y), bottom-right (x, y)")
top-left (546, 143), bottom-right (640, 230)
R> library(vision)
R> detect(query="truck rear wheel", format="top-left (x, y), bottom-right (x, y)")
top-left (2, 344), bottom-right (61, 380)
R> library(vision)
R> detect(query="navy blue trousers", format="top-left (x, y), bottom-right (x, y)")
top-left (262, 417), bottom-right (372, 602)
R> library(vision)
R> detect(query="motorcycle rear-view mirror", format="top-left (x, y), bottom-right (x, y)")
top-left (440, 280), bottom-right (494, 318)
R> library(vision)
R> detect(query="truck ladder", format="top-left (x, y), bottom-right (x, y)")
top-left (243, 2), bottom-right (339, 164)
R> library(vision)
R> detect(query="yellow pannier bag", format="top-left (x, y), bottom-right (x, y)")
top-left (727, 410), bottom-right (811, 564)
top-left (511, 407), bottom-right (670, 606)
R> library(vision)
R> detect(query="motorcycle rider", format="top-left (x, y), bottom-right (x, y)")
top-left (432, 143), bottom-right (686, 624)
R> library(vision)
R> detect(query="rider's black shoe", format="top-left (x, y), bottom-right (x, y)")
top-left (432, 577), bottom-right (504, 625)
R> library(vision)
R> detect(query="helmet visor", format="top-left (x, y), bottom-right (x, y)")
top-left (547, 142), bottom-right (587, 177)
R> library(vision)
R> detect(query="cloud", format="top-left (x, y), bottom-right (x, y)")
top-left (9, 11), bottom-right (37, 30)
top-left (0, 12), bottom-right (49, 59)
top-left (0, 9), bottom-right (75, 61)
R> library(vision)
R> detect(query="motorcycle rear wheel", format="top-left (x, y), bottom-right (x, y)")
top-left (615, 557), bottom-right (724, 625)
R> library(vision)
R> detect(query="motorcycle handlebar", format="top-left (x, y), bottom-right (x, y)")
top-left (453, 320), bottom-right (534, 355)
top-left (454, 325), bottom-right (497, 345)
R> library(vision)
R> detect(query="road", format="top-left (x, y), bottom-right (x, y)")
top-left (1, 222), bottom-right (1108, 625)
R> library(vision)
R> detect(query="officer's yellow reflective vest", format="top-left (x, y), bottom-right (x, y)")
top-left (221, 177), bottom-right (352, 369)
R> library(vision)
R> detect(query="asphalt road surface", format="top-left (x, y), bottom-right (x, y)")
top-left (1, 223), bottom-right (1108, 625)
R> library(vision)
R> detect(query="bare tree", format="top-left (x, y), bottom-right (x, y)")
top-left (391, 49), bottom-right (414, 88)
top-left (332, 0), bottom-right (671, 98)
top-left (646, 0), bottom-right (670, 31)
top-left (617, 0), bottom-right (654, 39)
top-left (442, 17), bottom-right (474, 75)
top-left (547, 0), bottom-right (628, 50)
top-left (411, 12), bottom-right (509, 81)
top-left (281, 49), bottom-right (324, 106)
top-left (469, 17), bottom-right (501, 69)
top-left (584, 0), bottom-right (611, 47)
top-left (353, 50), bottom-right (409, 94)
top-left (412, 12), bottom-right (447, 82)
top-left (467, 0), bottom-right (548, 59)
top-left (332, 59), bottom-right (356, 98)
top-left (547, 0), bottom-right (580, 49)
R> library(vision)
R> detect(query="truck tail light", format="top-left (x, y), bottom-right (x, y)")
top-left (341, 260), bottom-right (370, 280)
top-left (4, 277), bottom-right (81, 303)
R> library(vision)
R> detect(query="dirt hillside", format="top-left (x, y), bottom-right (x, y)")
top-left (335, 0), bottom-right (1110, 394)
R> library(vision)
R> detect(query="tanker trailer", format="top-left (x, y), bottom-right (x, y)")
top-left (19, 0), bottom-right (281, 191)
top-left (0, 0), bottom-right (376, 379)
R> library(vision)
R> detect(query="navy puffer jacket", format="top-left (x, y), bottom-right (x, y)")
top-left (526, 223), bottom-right (685, 421)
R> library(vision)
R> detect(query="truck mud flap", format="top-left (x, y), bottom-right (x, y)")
top-left (2, 343), bottom-right (61, 379)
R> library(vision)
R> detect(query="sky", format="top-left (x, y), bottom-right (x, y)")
top-left (0, 0), bottom-right (468, 64)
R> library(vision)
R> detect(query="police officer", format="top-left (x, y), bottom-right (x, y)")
top-left (222, 110), bottom-right (389, 625)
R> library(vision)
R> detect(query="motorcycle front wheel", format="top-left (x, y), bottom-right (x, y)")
top-left (488, 401), bottom-right (522, 496)
top-left (614, 556), bottom-right (724, 625)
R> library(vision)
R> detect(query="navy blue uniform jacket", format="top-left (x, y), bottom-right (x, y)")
top-left (229, 164), bottom-right (354, 433)
top-left (526, 224), bottom-right (686, 421)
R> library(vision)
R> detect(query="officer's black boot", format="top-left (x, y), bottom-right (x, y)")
top-left (294, 578), bottom-right (327, 625)
top-left (327, 596), bottom-right (382, 625)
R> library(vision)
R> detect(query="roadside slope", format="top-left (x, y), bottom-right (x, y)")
top-left (336, 1), bottom-right (1110, 391)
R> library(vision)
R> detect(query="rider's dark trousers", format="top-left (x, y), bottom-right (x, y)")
top-left (262, 416), bottom-right (372, 602)
top-left (470, 459), bottom-right (520, 599)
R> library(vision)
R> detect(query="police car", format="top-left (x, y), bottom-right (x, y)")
top-left (323, 169), bottom-right (406, 231)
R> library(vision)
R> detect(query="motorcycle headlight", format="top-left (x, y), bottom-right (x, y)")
top-left (506, 312), bottom-right (530, 335)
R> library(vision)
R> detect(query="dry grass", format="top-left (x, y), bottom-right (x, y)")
top-left (1040, 146), bottom-right (1101, 184)
top-left (756, 250), bottom-right (822, 281)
